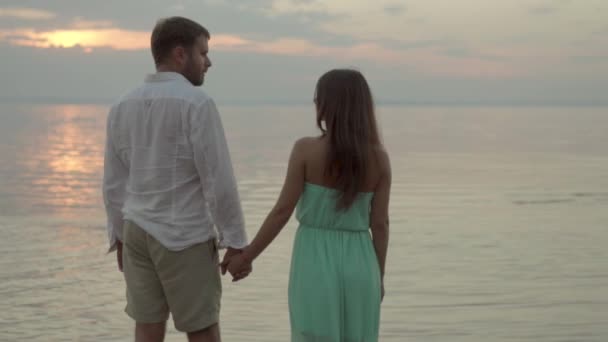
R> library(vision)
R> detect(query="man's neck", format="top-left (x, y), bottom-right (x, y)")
top-left (156, 64), bottom-right (181, 73)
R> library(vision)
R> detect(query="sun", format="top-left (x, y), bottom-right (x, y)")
top-left (42, 30), bottom-right (100, 48)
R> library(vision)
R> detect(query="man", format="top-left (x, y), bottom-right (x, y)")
top-left (103, 17), bottom-right (249, 342)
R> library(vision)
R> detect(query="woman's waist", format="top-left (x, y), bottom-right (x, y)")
top-left (298, 222), bottom-right (369, 233)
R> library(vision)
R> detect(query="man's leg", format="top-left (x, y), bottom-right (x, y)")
top-left (151, 239), bottom-right (222, 339)
top-left (122, 221), bottom-right (170, 341)
top-left (187, 323), bottom-right (221, 342)
top-left (135, 321), bottom-right (167, 342)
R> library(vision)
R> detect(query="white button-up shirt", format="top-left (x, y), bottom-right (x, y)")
top-left (103, 72), bottom-right (247, 252)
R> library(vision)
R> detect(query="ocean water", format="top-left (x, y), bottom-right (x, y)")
top-left (0, 103), bottom-right (607, 341)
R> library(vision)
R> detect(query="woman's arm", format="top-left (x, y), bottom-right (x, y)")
top-left (224, 138), bottom-right (307, 279)
top-left (370, 148), bottom-right (391, 286)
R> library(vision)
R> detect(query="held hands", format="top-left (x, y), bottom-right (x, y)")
top-left (220, 247), bottom-right (253, 282)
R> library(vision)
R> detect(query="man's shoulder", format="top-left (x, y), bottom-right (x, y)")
top-left (110, 83), bottom-right (146, 109)
top-left (112, 81), bottom-right (213, 109)
top-left (184, 88), bottom-right (213, 108)
top-left (169, 82), bottom-right (213, 107)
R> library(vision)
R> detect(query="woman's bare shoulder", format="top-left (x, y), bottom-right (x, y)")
top-left (293, 136), bottom-right (324, 154)
top-left (295, 135), bottom-right (322, 145)
top-left (372, 144), bottom-right (391, 175)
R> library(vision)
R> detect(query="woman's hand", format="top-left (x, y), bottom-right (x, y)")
top-left (220, 252), bottom-right (252, 282)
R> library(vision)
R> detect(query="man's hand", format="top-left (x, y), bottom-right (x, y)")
top-left (220, 247), bottom-right (252, 281)
top-left (116, 240), bottom-right (123, 272)
top-left (220, 247), bottom-right (241, 275)
top-left (225, 254), bottom-right (252, 282)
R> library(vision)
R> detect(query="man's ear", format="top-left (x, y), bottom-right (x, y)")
top-left (173, 45), bottom-right (188, 66)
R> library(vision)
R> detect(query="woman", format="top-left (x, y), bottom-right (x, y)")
top-left (223, 69), bottom-right (391, 341)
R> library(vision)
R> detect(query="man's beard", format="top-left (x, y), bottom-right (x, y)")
top-left (184, 60), bottom-right (203, 86)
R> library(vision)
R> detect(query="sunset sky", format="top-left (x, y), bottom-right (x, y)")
top-left (0, 0), bottom-right (606, 105)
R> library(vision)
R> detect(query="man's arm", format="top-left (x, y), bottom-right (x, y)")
top-left (190, 99), bottom-right (248, 250)
top-left (102, 109), bottom-right (128, 257)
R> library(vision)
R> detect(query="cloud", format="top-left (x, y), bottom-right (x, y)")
top-left (591, 26), bottom-right (608, 36)
top-left (0, 29), bottom-right (149, 52)
top-left (0, 0), bottom-right (343, 43)
top-left (227, 37), bottom-right (515, 77)
top-left (0, 0), bottom-right (607, 105)
top-left (438, 44), bottom-right (510, 63)
top-left (383, 3), bottom-right (406, 16)
top-left (71, 18), bottom-right (115, 29)
top-left (569, 55), bottom-right (608, 63)
top-left (529, 5), bottom-right (558, 15)
top-left (0, 23), bottom-right (517, 79)
top-left (0, 28), bottom-right (249, 53)
top-left (0, 7), bottom-right (56, 20)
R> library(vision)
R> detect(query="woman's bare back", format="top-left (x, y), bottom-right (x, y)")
top-left (298, 136), bottom-right (389, 193)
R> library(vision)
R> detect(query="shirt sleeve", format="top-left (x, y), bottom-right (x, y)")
top-left (190, 99), bottom-right (248, 249)
top-left (102, 108), bottom-right (128, 253)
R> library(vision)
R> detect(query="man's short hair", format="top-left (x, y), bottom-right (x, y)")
top-left (151, 17), bottom-right (210, 66)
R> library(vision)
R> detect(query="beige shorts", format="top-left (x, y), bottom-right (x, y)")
top-left (122, 220), bottom-right (222, 332)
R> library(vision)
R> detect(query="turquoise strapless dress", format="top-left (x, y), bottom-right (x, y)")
top-left (289, 182), bottom-right (381, 342)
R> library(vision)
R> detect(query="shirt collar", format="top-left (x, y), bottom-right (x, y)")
top-left (145, 72), bottom-right (190, 84)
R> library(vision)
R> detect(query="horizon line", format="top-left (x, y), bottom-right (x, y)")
top-left (1, 96), bottom-right (607, 107)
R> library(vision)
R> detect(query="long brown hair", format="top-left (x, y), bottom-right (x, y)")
top-left (315, 69), bottom-right (380, 210)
